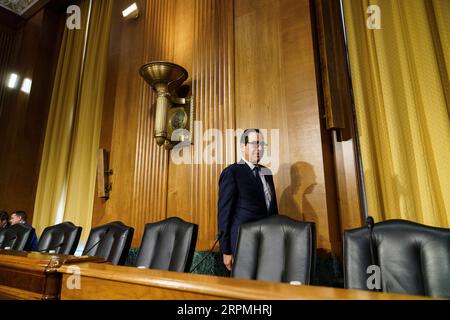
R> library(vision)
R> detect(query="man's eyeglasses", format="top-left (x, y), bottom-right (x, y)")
top-left (247, 141), bottom-right (268, 147)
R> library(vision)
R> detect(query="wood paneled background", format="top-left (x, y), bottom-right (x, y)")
top-left (94, 0), bottom-right (236, 249)
top-left (234, 0), bottom-right (341, 252)
top-left (92, 0), bottom-right (355, 253)
top-left (0, 0), bottom-right (363, 255)
top-left (0, 8), bottom-right (64, 222)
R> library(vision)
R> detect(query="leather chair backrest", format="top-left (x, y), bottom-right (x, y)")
top-left (344, 219), bottom-right (450, 298)
top-left (232, 215), bottom-right (316, 284)
top-left (37, 222), bottom-right (82, 255)
top-left (136, 217), bottom-right (198, 272)
top-left (82, 221), bottom-right (134, 265)
top-left (0, 224), bottom-right (35, 251)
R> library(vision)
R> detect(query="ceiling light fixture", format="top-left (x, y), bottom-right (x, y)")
top-left (122, 3), bottom-right (139, 20)
top-left (21, 78), bottom-right (32, 94)
top-left (7, 73), bottom-right (19, 89)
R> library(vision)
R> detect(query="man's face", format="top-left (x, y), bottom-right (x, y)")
top-left (10, 213), bottom-right (23, 225)
top-left (241, 131), bottom-right (265, 164)
top-left (0, 219), bottom-right (7, 228)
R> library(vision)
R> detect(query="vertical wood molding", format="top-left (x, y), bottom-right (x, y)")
top-left (0, 28), bottom-right (16, 205)
top-left (0, 28), bottom-right (15, 119)
top-left (168, 0), bottom-right (235, 250)
top-left (311, 0), bottom-right (364, 234)
top-left (130, 0), bottom-right (174, 245)
top-left (95, 0), bottom-right (175, 246)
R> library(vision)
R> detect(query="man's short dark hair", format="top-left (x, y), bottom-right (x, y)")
top-left (12, 210), bottom-right (27, 222)
top-left (240, 128), bottom-right (261, 145)
top-left (0, 211), bottom-right (8, 221)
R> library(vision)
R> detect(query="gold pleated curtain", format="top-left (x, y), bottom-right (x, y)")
top-left (342, 0), bottom-right (450, 227)
top-left (33, 0), bottom-right (113, 242)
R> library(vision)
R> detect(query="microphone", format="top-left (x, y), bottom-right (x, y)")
top-left (190, 231), bottom-right (223, 273)
top-left (366, 216), bottom-right (374, 229)
top-left (38, 240), bottom-right (65, 253)
top-left (366, 217), bottom-right (376, 263)
top-left (0, 235), bottom-right (17, 249)
top-left (366, 216), bottom-right (381, 291)
top-left (83, 228), bottom-right (110, 256)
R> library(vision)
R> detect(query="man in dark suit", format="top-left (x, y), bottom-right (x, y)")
top-left (218, 128), bottom-right (278, 271)
top-left (10, 210), bottom-right (39, 251)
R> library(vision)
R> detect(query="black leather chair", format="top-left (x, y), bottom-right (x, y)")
top-left (0, 224), bottom-right (35, 251)
top-left (232, 215), bottom-right (316, 284)
top-left (344, 218), bottom-right (450, 298)
top-left (136, 217), bottom-right (198, 272)
top-left (82, 221), bottom-right (134, 265)
top-left (37, 222), bottom-right (82, 255)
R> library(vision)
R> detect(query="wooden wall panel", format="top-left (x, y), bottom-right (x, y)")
top-left (93, 0), bottom-right (174, 246)
top-left (0, 28), bottom-right (15, 120)
top-left (0, 8), bottom-right (64, 223)
top-left (94, 0), bottom-right (343, 253)
top-left (165, 0), bottom-right (195, 241)
top-left (167, 0), bottom-right (235, 250)
top-left (95, 0), bottom-right (235, 250)
top-left (130, 0), bottom-right (174, 245)
top-left (0, 1), bottom-right (351, 255)
top-left (93, 0), bottom-right (144, 230)
top-left (234, 0), bottom-right (340, 252)
top-left (333, 136), bottom-right (364, 232)
top-left (311, 0), bottom-right (364, 234)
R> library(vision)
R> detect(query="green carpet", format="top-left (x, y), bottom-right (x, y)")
top-left (124, 248), bottom-right (229, 277)
top-left (124, 248), bottom-right (343, 286)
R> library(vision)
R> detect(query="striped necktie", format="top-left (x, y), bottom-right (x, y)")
top-left (253, 166), bottom-right (272, 210)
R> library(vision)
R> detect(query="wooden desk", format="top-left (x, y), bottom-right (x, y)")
top-left (0, 250), bottom-right (103, 300)
top-left (58, 263), bottom-right (432, 300)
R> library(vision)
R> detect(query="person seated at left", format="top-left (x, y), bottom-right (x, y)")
top-left (9, 211), bottom-right (38, 251)
top-left (0, 211), bottom-right (10, 229)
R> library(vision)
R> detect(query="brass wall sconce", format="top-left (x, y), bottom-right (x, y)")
top-left (139, 61), bottom-right (194, 150)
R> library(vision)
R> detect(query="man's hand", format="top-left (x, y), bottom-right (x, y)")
top-left (223, 254), bottom-right (233, 271)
